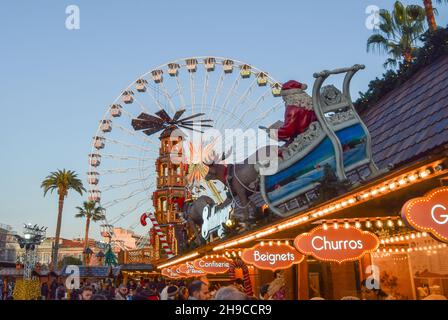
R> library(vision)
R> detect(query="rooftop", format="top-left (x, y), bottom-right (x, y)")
top-left (361, 55), bottom-right (448, 169)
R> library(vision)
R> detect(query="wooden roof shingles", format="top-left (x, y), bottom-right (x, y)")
top-left (361, 56), bottom-right (448, 169)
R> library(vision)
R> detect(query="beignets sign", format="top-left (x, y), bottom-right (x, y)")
top-left (294, 225), bottom-right (379, 263)
top-left (241, 243), bottom-right (304, 270)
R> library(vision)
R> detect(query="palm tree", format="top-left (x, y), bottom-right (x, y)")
top-left (75, 201), bottom-right (105, 254)
top-left (41, 169), bottom-right (85, 269)
top-left (423, 0), bottom-right (448, 32)
top-left (367, 1), bottom-right (427, 68)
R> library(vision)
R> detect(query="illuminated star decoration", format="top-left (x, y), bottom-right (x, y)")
top-left (185, 139), bottom-right (220, 187)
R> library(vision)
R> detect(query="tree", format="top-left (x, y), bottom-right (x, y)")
top-left (423, 0), bottom-right (448, 32)
top-left (367, 1), bottom-right (427, 68)
top-left (41, 169), bottom-right (85, 270)
top-left (75, 201), bottom-right (105, 257)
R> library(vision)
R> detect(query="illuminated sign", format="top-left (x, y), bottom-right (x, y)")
top-left (294, 225), bottom-right (379, 263)
top-left (193, 256), bottom-right (232, 274)
top-left (178, 262), bottom-right (207, 277)
top-left (241, 242), bottom-right (304, 271)
top-left (401, 187), bottom-right (448, 243)
top-left (161, 267), bottom-right (180, 279)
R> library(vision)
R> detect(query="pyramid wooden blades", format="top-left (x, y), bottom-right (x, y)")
top-left (178, 112), bottom-right (205, 122)
top-left (155, 109), bottom-right (172, 122)
top-left (172, 109), bottom-right (186, 122)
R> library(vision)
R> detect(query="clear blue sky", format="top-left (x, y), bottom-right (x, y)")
top-left (1, 0), bottom-right (446, 240)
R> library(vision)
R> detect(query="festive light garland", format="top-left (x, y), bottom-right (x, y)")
top-left (155, 161), bottom-right (446, 268)
top-left (12, 279), bottom-right (40, 300)
top-left (212, 161), bottom-right (445, 252)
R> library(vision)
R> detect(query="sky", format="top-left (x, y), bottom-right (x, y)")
top-left (0, 0), bottom-right (447, 240)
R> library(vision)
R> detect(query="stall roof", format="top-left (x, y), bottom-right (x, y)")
top-left (361, 55), bottom-right (448, 169)
top-left (0, 268), bottom-right (23, 277)
top-left (113, 263), bottom-right (155, 276)
top-left (60, 265), bottom-right (112, 278)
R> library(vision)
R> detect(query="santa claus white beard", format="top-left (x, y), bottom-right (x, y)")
top-left (283, 93), bottom-right (313, 110)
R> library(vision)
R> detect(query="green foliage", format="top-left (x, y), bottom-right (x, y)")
top-left (41, 169), bottom-right (85, 197)
top-left (104, 246), bottom-right (118, 267)
top-left (75, 201), bottom-right (105, 222)
top-left (357, 27), bottom-right (448, 112)
top-left (367, 1), bottom-right (427, 67)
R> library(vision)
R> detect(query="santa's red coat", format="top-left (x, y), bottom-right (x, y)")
top-left (277, 105), bottom-right (317, 143)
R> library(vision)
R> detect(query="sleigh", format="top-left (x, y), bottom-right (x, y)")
top-left (260, 65), bottom-right (380, 217)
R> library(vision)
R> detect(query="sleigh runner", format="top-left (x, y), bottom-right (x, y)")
top-left (260, 65), bottom-right (380, 217)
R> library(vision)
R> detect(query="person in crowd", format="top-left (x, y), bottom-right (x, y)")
top-left (214, 286), bottom-right (248, 300)
top-left (178, 286), bottom-right (189, 300)
top-left (133, 283), bottom-right (159, 300)
top-left (55, 283), bottom-right (66, 300)
top-left (70, 287), bottom-right (80, 300)
top-left (233, 278), bottom-right (245, 293)
top-left (208, 283), bottom-right (221, 298)
top-left (7, 280), bottom-right (15, 299)
top-left (160, 285), bottom-right (169, 300)
top-left (166, 285), bottom-right (179, 300)
top-left (188, 280), bottom-right (210, 300)
top-left (267, 271), bottom-right (287, 300)
top-left (114, 284), bottom-right (129, 300)
top-left (258, 284), bottom-right (270, 300)
top-left (79, 286), bottom-right (94, 300)
top-left (91, 293), bottom-right (108, 300)
top-left (107, 284), bottom-right (116, 300)
top-left (0, 278), bottom-right (4, 300)
top-left (40, 282), bottom-right (49, 300)
top-left (360, 279), bottom-right (389, 300)
top-left (49, 278), bottom-right (58, 300)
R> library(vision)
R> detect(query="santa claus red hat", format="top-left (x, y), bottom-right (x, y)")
top-left (281, 80), bottom-right (308, 96)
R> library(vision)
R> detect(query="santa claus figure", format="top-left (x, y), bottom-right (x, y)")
top-left (274, 80), bottom-right (317, 145)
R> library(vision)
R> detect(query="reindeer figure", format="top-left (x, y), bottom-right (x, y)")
top-left (204, 147), bottom-right (272, 222)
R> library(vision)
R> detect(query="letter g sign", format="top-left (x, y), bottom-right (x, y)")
top-left (431, 204), bottom-right (448, 225)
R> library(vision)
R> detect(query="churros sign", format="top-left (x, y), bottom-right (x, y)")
top-left (241, 243), bottom-right (304, 271)
top-left (294, 226), bottom-right (379, 263)
top-left (401, 187), bottom-right (448, 243)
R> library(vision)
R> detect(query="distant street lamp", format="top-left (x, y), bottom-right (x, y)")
top-left (15, 224), bottom-right (47, 279)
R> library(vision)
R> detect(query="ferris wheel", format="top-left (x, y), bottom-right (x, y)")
top-left (88, 56), bottom-right (283, 243)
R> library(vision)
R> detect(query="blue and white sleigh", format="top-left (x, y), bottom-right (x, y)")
top-left (260, 65), bottom-right (380, 217)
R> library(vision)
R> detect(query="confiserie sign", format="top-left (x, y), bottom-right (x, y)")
top-left (241, 243), bottom-right (304, 271)
top-left (401, 187), bottom-right (448, 243)
top-left (193, 256), bottom-right (232, 274)
top-left (294, 226), bottom-right (379, 263)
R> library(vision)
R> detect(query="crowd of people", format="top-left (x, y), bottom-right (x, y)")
top-left (2, 273), bottom-right (415, 300)
top-left (38, 277), bottom-right (261, 300)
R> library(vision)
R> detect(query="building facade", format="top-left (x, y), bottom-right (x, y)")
top-left (0, 224), bottom-right (17, 266)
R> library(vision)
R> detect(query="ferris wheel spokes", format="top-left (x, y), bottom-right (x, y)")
top-left (89, 56), bottom-right (282, 242)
